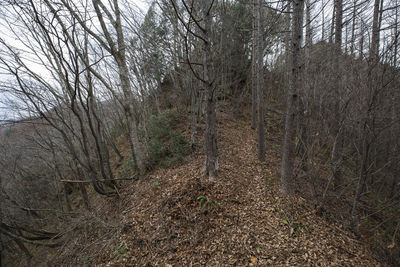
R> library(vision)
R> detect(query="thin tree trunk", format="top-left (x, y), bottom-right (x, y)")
top-left (350, 0), bottom-right (357, 56)
top-left (0, 174), bottom-right (3, 267)
top-left (79, 183), bottom-right (90, 211)
top-left (251, 0), bottom-right (257, 129)
top-left (281, 0), bottom-right (304, 194)
top-left (284, 1), bottom-right (291, 98)
top-left (63, 183), bottom-right (72, 212)
top-left (257, 0), bottom-right (265, 161)
top-left (370, 0), bottom-right (381, 61)
top-left (352, 0), bottom-right (382, 224)
top-left (202, 0), bottom-right (218, 178)
top-left (76, 163), bottom-right (90, 210)
top-left (331, 0), bottom-right (344, 189)
top-left (298, 0), bottom-right (312, 171)
top-left (359, 23), bottom-right (365, 59)
top-left (190, 76), bottom-right (198, 148)
top-left (351, 129), bottom-right (369, 225)
top-left (390, 2), bottom-right (398, 198)
top-left (321, 0), bottom-right (325, 41)
top-left (92, 0), bottom-right (145, 172)
top-left (14, 238), bottom-right (32, 265)
top-left (329, 5), bottom-right (336, 43)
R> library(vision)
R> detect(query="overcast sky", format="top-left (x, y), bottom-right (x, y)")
top-left (0, 0), bottom-right (150, 123)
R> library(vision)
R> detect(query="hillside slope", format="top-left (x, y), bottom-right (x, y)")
top-left (87, 108), bottom-right (381, 267)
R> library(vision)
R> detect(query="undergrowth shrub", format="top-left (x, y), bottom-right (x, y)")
top-left (148, 109), bottom-right (187, 168)
top-left (118, 155), bottom-right (136, 179)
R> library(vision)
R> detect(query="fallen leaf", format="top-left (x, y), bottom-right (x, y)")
top-left (250, 257), bottom-right (258, 264)
top-left (387, 241), bottom-right (395, 249)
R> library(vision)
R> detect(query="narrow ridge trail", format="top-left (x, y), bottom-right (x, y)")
top-left (104, 111), bottom-right (380, 266)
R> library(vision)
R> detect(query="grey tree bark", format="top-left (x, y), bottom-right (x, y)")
top-left (257, 0), bottom-right (265, 161)
top-left (351, 0), bottom-right (383, 225)
top-left (370, 0), bottom-right (381, 61)
top-left (202, 0), bottom-right (218, 178)
top-left (281, 0), bottom-right (304, 194)
top-left (331, 0), bottom-right (344, 189)
top-left (298, 0), bottom-right (312, 171)
top-left (52, 0), bottom-right (146, 172)
top-left (329, 5), bottom-right (335, 43)
top-left (252, 0), bottom-right (257, 130)
top-left (350, 0), bottom-right (357, 56)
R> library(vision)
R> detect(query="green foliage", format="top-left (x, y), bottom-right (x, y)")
top-left (279, 202), bottom-right (310, 237)
top-left (197, 195), bottom-right (222, 211)
top-left (238, 120), bottom-right (247, 126)
top-left (118, 155), bottom-right (136, 179)
top-left (113, 242), bottom-right (127, 261)
top-left (263, 168), bottom-right (278, 185)
top-left (148, 109), bottom-right (187, 168)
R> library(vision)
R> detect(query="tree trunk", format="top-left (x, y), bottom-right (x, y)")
top-left (321, 0), bottom-right (325, 41)
top-left (91, 0), bottom-right (145, 172)
top-left (0, 174), bottom-right (3, 267)
top-left (331, 0), bottom-right (344, 189)
top-left (202, 0), bottom-right (218, 178)
top-left (257, 0), bottom-right (265, 161)
top-left (352, 0), bottom-right (382, 224)
top-left (190, 76), bottom-right (198, 148)
top-left (14, 238), bottom-right (32, 265)
top-left (390, 0), bottom-right (398, 197)
top-left (351, 129), bottom-right (369, 225)
top-left (350, 0), bottom-right (357, 56)
top-left (298, 0), bottom-right (312, 171)
top-left (281, 0), bottom-right (304, 194)
top-left (359, 24), bottom-right (365, 59)
top-left (117, 57), bottom-right (145, 172)
top-left (63, 183), bottom-right (72, 212)
top-left (76, 164), bottom-right (90, 210)
top-left (284, 1), bottom-right (291, 97)
top-left (370, 0), bottom-right (381, 62)
top-left (79, 183), bottom-right (90, 211)
top-left (251, 0), bottom-right (257, 129)
top-left (329, 4), bottom-right (336, 43)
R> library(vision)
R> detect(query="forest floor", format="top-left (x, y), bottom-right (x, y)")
top-left (82, 105), bottom-right (383, 266)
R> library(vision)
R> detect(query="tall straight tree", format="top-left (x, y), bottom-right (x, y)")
top-left (298, 0), bottom-right (312, 171)
top-left (251, 0), bottom-right (257, 130)
top-left (350, 0), bottom-right (357, 56)
top-left (370, 0), bottom-right (382, 61)
top-left (281, 0), bottom-right (304, 194)
top-left (202, 0), bottom-right (218, 177)
top-left (168, 0), bottom-right (218, 178)
top-left (257, 0), bottom-right (265, 161)
top-left (351, 0), bottom-right (383, 224)
top-left (331, 0), bottom-right (343, 189)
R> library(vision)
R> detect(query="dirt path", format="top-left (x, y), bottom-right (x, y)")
top-left (103, 112), bottom-right (380, 266)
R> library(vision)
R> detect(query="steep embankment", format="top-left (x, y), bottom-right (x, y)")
top-left (98, 109), bottom-right (380, 266)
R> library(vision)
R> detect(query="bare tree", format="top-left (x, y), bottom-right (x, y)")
top-left (48, 0), bottom-right (146, 172)
top-left (331, 0), bottom-right (343, 189)
top-left (252, 0), bottom-right (257, 130)
top-left (257, 0), bottom-right (265, 161)
top-left (281, 0), bottom-right (304, 194)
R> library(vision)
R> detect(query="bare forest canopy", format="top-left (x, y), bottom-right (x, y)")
top-left (0, 0), bottom-right (399, 266)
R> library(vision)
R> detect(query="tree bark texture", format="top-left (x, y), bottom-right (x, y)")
top-left (251, 0), bottom-right (257, 130)
top-left (257, 0), bottom-right (265, 161)
top-left (331, 0), bottom-right (344, 189)
top-left (281, 0), bottom-right (304, 194)
top-left (202, 0), bottom-right (218, 178)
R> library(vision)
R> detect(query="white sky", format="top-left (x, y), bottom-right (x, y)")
top-left (0, 0), bottom-right (150, 122)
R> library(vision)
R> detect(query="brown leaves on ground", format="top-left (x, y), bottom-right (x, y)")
top-left (98, 111), bottom-right (381, 266)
